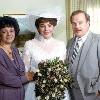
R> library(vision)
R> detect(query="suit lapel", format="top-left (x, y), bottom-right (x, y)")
top-left (77, 32), bottom-right (93, 71)
top-left (67, 38), bottom-right (76, 62)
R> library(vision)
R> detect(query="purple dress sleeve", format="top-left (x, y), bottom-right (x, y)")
top-left (0, 48), bottom-right (28, 88)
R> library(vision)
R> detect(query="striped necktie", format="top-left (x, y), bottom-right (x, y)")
top-left (71, 38), bottom-right (81, 64)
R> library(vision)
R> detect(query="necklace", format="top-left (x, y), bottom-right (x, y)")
top-left (0, 44), bottom-right (12, 54)
top-left (0, 44), bottom-right (14, 60)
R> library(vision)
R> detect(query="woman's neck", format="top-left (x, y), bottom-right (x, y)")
top-left (0, 42), bottom-right (11, 49)
top-left (0, 42), bottom-right (13, 60)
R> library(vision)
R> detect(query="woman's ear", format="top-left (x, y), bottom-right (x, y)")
top-left (37, 29), bottom-right (41, 34)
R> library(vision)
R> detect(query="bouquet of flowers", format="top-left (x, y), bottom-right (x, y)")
top-left (34, 57), bottom-right (73, 100)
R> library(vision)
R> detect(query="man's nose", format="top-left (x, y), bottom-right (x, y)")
top-left (75, 23), bottom-right (80, 28)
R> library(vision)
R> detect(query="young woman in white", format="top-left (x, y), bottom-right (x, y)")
top-left (23, 16), bottom-right (70, 100)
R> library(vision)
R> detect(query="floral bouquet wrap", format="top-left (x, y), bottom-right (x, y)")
top-left (34, 57), bottom-right (73, 100)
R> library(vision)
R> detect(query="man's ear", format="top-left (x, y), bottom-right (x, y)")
top-left (87, 21), bottom-right (90, 26)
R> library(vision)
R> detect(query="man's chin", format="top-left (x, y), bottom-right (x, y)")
top-left (74, 31), bottom-right (82, 36)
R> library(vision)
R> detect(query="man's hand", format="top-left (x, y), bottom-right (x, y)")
top-left (96, 90), bottom-right (100, 96)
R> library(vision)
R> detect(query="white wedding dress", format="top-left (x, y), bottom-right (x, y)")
top-left (23, 34), bottom-right (70, 100)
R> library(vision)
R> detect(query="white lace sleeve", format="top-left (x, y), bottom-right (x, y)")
top-left (59, 41), bottom-right (66, 61)
top-left (22, 41), bottom-right (32, 72)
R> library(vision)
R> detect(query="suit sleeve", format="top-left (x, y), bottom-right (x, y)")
top-left (90, 36), bottom-right (100, 93)
top-left (95, 37), bottom-right (100, 92)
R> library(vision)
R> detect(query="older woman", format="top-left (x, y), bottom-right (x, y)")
top-left (0, 16), bottom-right (34, 100)
top-left (23, 14), bottom-right (70, 100)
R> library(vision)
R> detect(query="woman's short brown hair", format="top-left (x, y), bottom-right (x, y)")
top-left (35, 17), bottom-right (57, 29)
top-left (0, 16), bottom-right (20, 36)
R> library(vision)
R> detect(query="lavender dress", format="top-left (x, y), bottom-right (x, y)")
top-left (0, 48), bottom-right (28, 100)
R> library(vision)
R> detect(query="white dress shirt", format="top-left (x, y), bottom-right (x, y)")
top-left (75, 30), bottom-right (89, 50)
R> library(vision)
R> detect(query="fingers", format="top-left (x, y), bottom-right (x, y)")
top-left (25, 71), bottom-right (35, 81)
top-left (96, 90), bottom-right (100, 96)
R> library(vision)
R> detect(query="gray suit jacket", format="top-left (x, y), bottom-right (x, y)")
top-left (67, 32), bottom-right (100, 100)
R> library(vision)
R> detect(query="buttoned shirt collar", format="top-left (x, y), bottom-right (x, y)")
top-left (75, 30), bottom-right (89, 42)
top-left (75, 30), bottom-right (90, 49)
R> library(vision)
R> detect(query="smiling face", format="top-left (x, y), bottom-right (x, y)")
top-left (0, 27), bottom-right (15, 45)
top-left (37, 21), bottom-right (54, 39)
top-left (71, 13), bottom-right (90, 37)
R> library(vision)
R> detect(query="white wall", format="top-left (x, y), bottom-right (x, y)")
top-left (0, 0), bottom-right (67, 43)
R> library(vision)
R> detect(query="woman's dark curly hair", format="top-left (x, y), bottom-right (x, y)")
top-left (0, 16), bottom-right (20, 36)
top-left (35, 17), bottom-right (57, 29)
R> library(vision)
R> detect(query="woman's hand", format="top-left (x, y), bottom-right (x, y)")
top-left (25, 71), bottom-right (34, 81)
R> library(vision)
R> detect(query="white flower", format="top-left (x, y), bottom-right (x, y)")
top-left (48, 68), bottom-right (51, 71)
top-left (54, 78), bottom-right (57, 83)
top-left (38, 73), bottom-right (42, 76)
top-left (41, 84), bottom-right (45, 88)
top-left (57, 68), bottom-right (61, 70)
top-left (43, 80), bottom-right (46, 83)
top-left (60, 85), bottom-right (64, 88)
top-left (64, 79), bottom-right (68, 82)
top-left (52, 93), bottom-right (56, 97)
top-left (37, 96), bottom-right (41, 100)
top-left (64, 66), bottom-right (67, 70)
top-left (55, 88), bottom-right (58, 92)
top-left (59, 75), bottom-right (61, 78)
top-left (33, 69), bottom-right (40, 73)
top-left (45, 96), bottom-right (49, 100)
top-left (60, 79), bottom-right (63, 82)
top-left (36, 69), bottom-right (40, 72)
